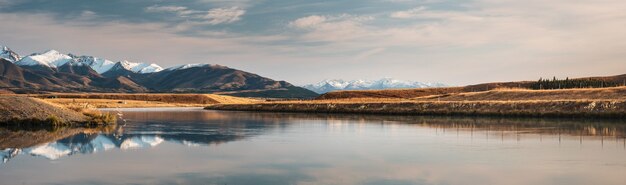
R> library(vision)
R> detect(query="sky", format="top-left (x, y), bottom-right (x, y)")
top-left (0, 0), bottom-right (624, 85)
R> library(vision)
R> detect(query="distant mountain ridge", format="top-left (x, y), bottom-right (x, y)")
top-left (302, 78), bottom-right (447, 94)
top-left (8, 48), bottom-right (163, 74)
top-left (0, 46), bottom-right (20, 63)
top-left (0, 45), bottom-right (317, 98)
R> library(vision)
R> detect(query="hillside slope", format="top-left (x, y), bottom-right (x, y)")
top-left (0, 59), bottom-right (318, 98)
top-left (317, 74), bottom-right (626, 100)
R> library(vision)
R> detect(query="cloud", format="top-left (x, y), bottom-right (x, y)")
top-left (144, 5), bottom-right (245, 25)
top-left (79, 10), bottom-right (96, 19)
top-left (203, 7), bottom-right (245, 25)
top-left (289, 15), bottom-right (326, 29)
top-left (289, 14), bottom-right (374, 42)
top-left (145, 5), bottom-right (188, 13)
top-left (389, 6), bottom-right (426, 19)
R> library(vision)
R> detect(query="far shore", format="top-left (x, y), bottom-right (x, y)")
top-left (206, 100), bottom-right (626, 119)
top-left (2, 86), bottom-right (626, 122)
top-left (206, 86), bottom-right (626, 119)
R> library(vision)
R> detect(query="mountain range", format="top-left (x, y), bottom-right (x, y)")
top-left (0, 45), bottom-right (317, 98)
top-left (302, 78), bottom-right (447, 94)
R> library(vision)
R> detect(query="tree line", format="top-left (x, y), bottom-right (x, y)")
top-left (530, 77), bottom-right (622, 90)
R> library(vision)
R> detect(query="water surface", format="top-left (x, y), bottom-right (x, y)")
top-left (1, 108), bottom-right (625, 185)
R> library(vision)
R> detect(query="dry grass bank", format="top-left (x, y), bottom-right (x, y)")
top-left (207, 100), bottom-right (626, 118)
top-left (29, 93), bottom-right (260, 104)
top-left (44, 98), bottom-right (208, 109)
top-left (0, 96), bottom-right (117, 125)
top-left (207, 87), bottom-right (626, 118)
top-left (317, 86), bottom-right (626, 101)
top-left (29, 93), bottom-right (260, 108)
top-left (317, 84), bottom-right (626, 100)
top-left (413, 87), bottom-right (626, 101)
top-left (0, 96), bottom-right (88, 124)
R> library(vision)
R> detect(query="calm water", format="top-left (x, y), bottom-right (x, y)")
top-left (1, 108), bottom-right (626, 185)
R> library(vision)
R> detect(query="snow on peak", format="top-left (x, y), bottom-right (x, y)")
top-left (309, 79), bottom-right (350, 89)
top-left (165, 63), bottom-right (211, 71)
top-left (139, 63), bottom-right (164, 73)
top-left (9, 46), bottom-right (164, 74)
top-left (71, 55), bottom-right (117, 74)
top-left (24, 142), bottom-right (72, 160)
top-left (89, 135), bottom-right (116, 152)
top-left (119, 60), bottom-right (163, 73)
top-left (302, 78), bottom-right (447, 94)
top-left (1, 149), bottom-right (21, 164)
top-left (16, 49), bottom-right (73, 68)
top-left (120, 136), bottom-right (164, 149)
top-left (0, 45), bottom-right (21, 62)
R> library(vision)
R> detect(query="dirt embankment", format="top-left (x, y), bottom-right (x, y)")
top-left (0, 96), bottom-right (88, 124)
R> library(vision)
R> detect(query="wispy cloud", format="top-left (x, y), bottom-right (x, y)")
top-left (289, 14), bottom-right (374, 42)
top-left (289, 15), bottom-right (326, 29)
top-left (145, 5), bottom-right (188, 13)
top-left (389, 6), bottom-right (426, 19)
top-left (203, 7), bottom-right (245, 25)
top-left (144, 5), bottom-right (245, 25)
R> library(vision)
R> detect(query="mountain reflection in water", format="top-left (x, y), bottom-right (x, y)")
top-left (0, 108), bottom-right (625, 185)
top-left (2, 108), bottom-right (625, 163)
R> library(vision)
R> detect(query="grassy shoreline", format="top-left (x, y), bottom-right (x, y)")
top-left (0, 96), bottom-right (117, 125)
top-left (206, 100), bottom-right (626, 119)
top-left (207, 87), bottom-right (626, 119)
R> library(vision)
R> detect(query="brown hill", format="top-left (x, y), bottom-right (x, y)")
top-left (0, 58), bottom-right (318, 98)
top-left (1, 59), bottom-right (148, 93)
top-left (317, 74), bottom-right (626, 100)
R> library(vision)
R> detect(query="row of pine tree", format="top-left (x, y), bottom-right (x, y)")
top-left (530, 77), bottom-right (622, 90)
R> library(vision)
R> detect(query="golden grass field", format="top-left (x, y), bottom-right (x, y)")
top-left (26, 93), bottom-right (261, 109)
top-left (2, 86), bottom-right (625, 119)
top-left (206, 86), bottom-right (626, 118)
top-left (0, 93), bottom-right (260, 124)
top-left (30, 93), bottom-right (259, 104)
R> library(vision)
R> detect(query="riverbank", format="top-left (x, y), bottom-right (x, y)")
top-left (0, 96), bottom-right (115, 125)
top-left (33, 93), bottom-right (261, 108)
top-left (206, 87), bottom-right (626, 118)
top-left (206, 100), bottom-right (626, 118)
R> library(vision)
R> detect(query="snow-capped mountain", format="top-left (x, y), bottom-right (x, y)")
top-left (70, 54), bottom-right (117, 74)
top-left (164, 63), bottom-right (212, 71)
top-left (0, 45), bottom-right (21, 62)
top-left (119, 60), bottom-right (163, 73)
top-left (302, 78), bottom-right (447, 94)
top-left (9, 48), bottom-right (163, 74)
top-left (0, 44), bottom-right (318, 98)
top-left (15, 50), bottom-right (73, 68)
